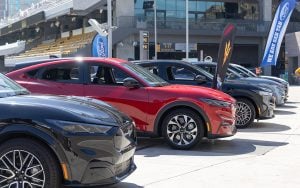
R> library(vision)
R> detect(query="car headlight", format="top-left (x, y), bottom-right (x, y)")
top-left (200, 98), bottom-right (231, 107)
top-left (48, 120), bottom-right (113, 134)
top-left (253, 90), bottom-right (273, 96)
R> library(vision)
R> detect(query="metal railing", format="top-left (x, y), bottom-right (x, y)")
top-left (0, 0), bottom-right (67, 28)
top-left (114, 16), bottom-right (300, 35)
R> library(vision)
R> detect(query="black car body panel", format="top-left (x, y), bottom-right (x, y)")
top-left (0, 82), bottom-right (137, 187)
top-left (136, 60), bottom-right (275, 120)
top-left (194, 62), bottom-right (286, 105)
top-left (229, 64), bottom-right (289, 101)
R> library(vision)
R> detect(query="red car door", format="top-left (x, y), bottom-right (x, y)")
top-left (31, 63), bottom-right (85, 96)
top-left (83, 63), bottom-right (150, 132)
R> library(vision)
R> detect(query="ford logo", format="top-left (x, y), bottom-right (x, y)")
top-left (97, 37), bottom-right (106, 57)
top-left (280, 2), bottom-right (290, 21)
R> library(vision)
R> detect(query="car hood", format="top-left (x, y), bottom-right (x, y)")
top-left (0, 95), bottom-right (131, 126)
top-left (228, 77), bottom-right (282, 87)
top-left (260, 76), bottom-right (288, 85)
top-left (222, 81), bottom-right (271, 92)
top-left (159, 84), bottom-right (235, 103)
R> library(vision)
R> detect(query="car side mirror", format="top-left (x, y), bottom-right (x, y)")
top-left (123, 77), bottom-right (140, 89)
top-left (195, 75), bottom-right (206, 84)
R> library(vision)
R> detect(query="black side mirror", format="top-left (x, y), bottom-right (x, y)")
top-left (195, 75), bottom-right (207, 84)
top-left (123, 77), bottom-right (140, 89)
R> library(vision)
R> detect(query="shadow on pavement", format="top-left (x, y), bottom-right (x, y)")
top-left (285, 101), bottom-right (300, 104)
top-left (238, 122), bottom-right (291, 133)
top-left (107, 182), bottom-right (144, 188)
top-left (276, 104), bottom-right (298, 109)
top-left (274, 110), bottom-right (296, 115)
top-left (134, 137), bottom-right (288, 157)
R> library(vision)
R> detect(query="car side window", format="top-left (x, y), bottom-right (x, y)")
top-left (26, 69), bottom-right (39, 78)
top-left (167, 66), bottom-right (196, 81)
top-left (89, 65), bottom-right (131, 85)
top-left (202, 66), bottom-right (215, 75)
top-left (143, 65), bottom-right (159, 75)
top-left (40, 64), bottom-right (81, 83)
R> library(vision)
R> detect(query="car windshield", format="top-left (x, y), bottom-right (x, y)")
top-left (0, 74), bottom-right (29, 98)
top-left (226, 68), bottom-right (244, 80)
top-left (229, 65), bottom-right (249, 77)
top-left (234, 65), bottom-right (257, 77)
top-left (122, 62), bottom-right (169, 87)
top-left (189, 63), bottom-right (214, 80)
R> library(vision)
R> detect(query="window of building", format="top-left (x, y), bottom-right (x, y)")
top-left (134, 0), bottom-right (260, 21)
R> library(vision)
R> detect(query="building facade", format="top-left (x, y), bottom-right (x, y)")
top-left (113, 0), bottom-right (300, 76)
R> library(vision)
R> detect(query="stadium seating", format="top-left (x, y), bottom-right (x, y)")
top-left (12, 32), bottom-right (96, 58)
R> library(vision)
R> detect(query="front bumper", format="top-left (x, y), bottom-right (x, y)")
top-left (62, 122), bottom-right (137, 187)
top-left (206, 104), bottom-right (237, 139)
top-left (274, 87), bottom-right (285, 106)
top-left (258, 95), bottom-right (275, 119)
top-left (208, 125), bottom-right (237, 139)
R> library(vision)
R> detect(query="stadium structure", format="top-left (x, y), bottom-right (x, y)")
top-left (0, 0), bottom-right (300, 78)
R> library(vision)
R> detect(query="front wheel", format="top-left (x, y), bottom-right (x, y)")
top-left (235, 98), bottom-right (256, 129)
top-left (0, 138), bottom-right (61, 188)
top-left (162, 109), bottom-right (204, 150)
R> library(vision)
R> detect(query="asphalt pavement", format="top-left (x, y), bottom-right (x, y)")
top-left (109, 86), bottom-right (300, 188)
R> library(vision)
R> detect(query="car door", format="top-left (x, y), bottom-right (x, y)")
top-left (33, 62), bottom-right (84, 96)
top-left (83, 62), bottom-right (149, 132)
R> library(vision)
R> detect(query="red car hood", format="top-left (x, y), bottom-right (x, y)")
top-left (156, 84), bottom-right (235, 103)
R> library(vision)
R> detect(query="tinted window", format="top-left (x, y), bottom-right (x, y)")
top-left (122, 62), bottom-right (169, 87)
top-left (40, 64), bottom-right (81, 83)
top-left (166, 66), bottom-right (196, 81)
top-left (89, 65), bottom-right (131, 85)
top-left (26, 69), bottom-right (39, 78)
top-left (201, 65), bottom-right (216, 75)
top-left (143, 65), bottom-right (160, 75)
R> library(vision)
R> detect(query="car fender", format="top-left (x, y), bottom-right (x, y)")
top-left (0, 123), bottom-right (71, 179)
top-left (153, 100), bottom-right (210, 136)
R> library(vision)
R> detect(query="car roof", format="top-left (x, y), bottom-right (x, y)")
top-left (12, 58), bottom-right (69, 71)
top-left (133, 59), bottom-right (188, 64)
top-left (10, 57), bottom-right (127, 72)
top-left (192, 61), bottom-right (217, 65)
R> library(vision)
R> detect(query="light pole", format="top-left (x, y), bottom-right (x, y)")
top-left (107, 0), bottom-right (112, 58)
top-left (186, 0), bottom-right (189, 59)
top-left (154, 0), bottom-right (157, 60)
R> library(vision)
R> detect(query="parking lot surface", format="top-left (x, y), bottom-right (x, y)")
top-left (110, 86), bottom-right (300, 188)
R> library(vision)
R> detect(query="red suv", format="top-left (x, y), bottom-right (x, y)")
top-left (7, 58), bottom-right (237, 149)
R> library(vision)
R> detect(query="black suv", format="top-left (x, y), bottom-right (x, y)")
top-left (0, 73), bottom-right (136, 187)
top-left (136, 60), bottom-right (275, 128)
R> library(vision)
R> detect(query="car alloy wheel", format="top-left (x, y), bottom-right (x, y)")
top-left (0, 138), bottom-right (61, 188)
top-left (0, 150), bottom-right (45, 188)
top-left (162, 109), bottom-right (204, 149)
top-left (235, 98), bottom-right (255, 128)
top-left (167, 114), bottom-right (198, 146)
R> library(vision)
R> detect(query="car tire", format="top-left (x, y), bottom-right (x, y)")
top-left (162, 109), bottom-right (204, 150)
top-left (235, 98), bottom-right (256, 129)
top-left (0, 138), bottom-right (61, 188)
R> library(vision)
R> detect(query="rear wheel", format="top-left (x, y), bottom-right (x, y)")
top-left (235, 98), bottom-right (256, 128)
top-left (162, 109), bottom-right (204, 150)
top-left (0, 138), bottom-right (61, 188)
